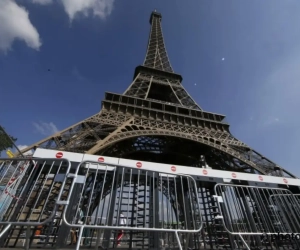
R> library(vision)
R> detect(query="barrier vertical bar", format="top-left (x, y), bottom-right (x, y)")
top-left (128, 175), bottom-right (137, 248)
top-left (150, 171), bottom-right (160, 249)
top-left (25, 226), bottom-right (30, 250)
top-left (57, 167), bottom-right (85, 248)
top-left (102, 167), bottom-right (119, 249)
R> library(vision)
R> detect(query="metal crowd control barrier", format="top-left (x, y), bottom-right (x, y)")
top-left (0, 157), bottom-right (72, 249)
top-left (60, 160), bottom-right (203, 250)
top-left (268, 193), bottom-right (300, 232)
top-left (214, 183), bottom-right (300, 250)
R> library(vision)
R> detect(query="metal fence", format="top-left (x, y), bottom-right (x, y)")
top-left (0, 158), bottom-right (71, 249)
top-left (3, 156), bottom-right (300, 249)
top-left (268, 193), bottom-right (300, 232)
top-left (59, 160), bottom-right (203, 250)
top-left (214, 183), bottom-right (300, 250)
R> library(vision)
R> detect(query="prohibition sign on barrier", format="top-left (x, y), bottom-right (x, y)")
top-left (98, 157), bottom-right (105, 162)
top-left (56, 152), bottom-right (63, 158)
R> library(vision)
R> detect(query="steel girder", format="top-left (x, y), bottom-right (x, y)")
top-left (17, 109), bottom-right (295, 178)
top-left (124, 73), bottom-right (201, 110)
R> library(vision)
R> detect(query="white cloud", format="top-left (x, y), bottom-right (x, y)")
top-left (16, 145), bottom-right (33, 156)
top-left (0, 0), bottom-right (114, 52)
top-left (30, 0), bottom-right (115, 21)
top-left (60, 0), bottom-right (114, 21)
top-left (0, 0), bottom-right (41, 52)
top-left (33, 121), bottom-right (59, 135)
top-left (31, 0), bottom-right (53, 5)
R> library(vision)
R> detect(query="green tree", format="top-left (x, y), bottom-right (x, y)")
top-left (0, 126), bottom-right (17, 155)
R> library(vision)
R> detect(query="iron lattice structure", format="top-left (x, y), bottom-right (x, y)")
top-left (19, 11), bottom-right (295, 177)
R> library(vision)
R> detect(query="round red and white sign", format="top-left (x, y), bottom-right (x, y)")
top-left (171, 166), bottom-right (176, 172)
top-left (283, 178), bottom-right (288, 184)
top-left (136, 162), bottom-right (142, 168)
top-left (258, 175), bottom-right (263, 181)
top-left (56, 152), bottom-right (63, 158)
top-left (203, 169), bottom-right (208, 175)
top-left (98, 157), bottom-right (105, 162)
top-left (232, 173), bottom-right (237, 178)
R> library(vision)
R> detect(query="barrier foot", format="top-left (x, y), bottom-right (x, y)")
top-left (95, 229), bottom-right (101, 250)
top-left (25, 226), bottom-right (30, 250)
top-left (76, 227), bottom-right (84, 250)
top-left (175, 231), bottom-right (182, 250)
top-left (239, 234), bottom-right (250, 250)
top-left (0, 224), bottom-right (11, 239)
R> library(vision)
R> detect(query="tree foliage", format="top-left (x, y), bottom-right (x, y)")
top-left (0, 126), bottom-right (17, 153)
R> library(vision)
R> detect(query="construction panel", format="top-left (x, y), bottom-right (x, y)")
top-left (82, 154), bottom-right (119, 166)
top-left (33, 149), bottom-right (300, 187)
top-left (119, 157), bottom-right (300, 186)
top-left (33, 148), bottom-right (85, 162)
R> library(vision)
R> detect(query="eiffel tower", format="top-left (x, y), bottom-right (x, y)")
top-left (18, 10), bottom-right (295, 178)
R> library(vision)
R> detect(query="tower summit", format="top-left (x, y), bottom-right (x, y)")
top-left (18, 11), bottom-right (295, 178)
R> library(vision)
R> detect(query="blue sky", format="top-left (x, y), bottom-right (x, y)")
top-left (1, 0), bottom-right (300, 176)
